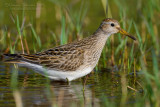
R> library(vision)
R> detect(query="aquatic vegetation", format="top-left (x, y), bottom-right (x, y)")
top-left (0, 0), bottom-right (160, 106)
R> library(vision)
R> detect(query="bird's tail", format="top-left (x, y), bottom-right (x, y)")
top-left (3, 53), bottom-right (39, 64)
top-left (4, 54), bottom-right (22, 58)
top-left (3, 54), bottom-right (22, 63)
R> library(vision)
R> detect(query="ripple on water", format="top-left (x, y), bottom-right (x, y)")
top-left (0, 62), bottom-right (143, 106)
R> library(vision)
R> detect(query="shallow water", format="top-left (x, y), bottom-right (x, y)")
top-left (0, 0), bottom-right (153, 106)
top-left (0, 61), bottom-right (143, 107)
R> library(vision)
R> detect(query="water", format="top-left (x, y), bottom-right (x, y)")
top-left (0, 0), bottom-right (150, 106)
top-left (0, 61), bottom-right (143, 106)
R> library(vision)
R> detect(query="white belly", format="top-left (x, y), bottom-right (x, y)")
top-left (18, 62), bottom-right (93, 81)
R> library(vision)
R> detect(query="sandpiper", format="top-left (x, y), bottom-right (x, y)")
top-left (4, 18), bottom-right (136, 82)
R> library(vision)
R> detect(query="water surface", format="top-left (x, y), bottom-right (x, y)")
top-left (0, 61), bottom-right (143, 106)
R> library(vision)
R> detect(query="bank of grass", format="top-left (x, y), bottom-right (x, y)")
top-left (0, 0), bottom-right (160, 106)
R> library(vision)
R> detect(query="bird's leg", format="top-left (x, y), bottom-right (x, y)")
top-left (66, 78), bottom-right (70, 84)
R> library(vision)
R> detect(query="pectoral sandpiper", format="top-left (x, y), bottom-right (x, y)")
top-left (4, 18), bottom-right (136, 82)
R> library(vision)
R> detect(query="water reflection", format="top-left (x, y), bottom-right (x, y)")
top-left (0, 62), bottom-right (142, 106)
top-left (21, 80), bottom-right (100, 107)
top-left (0, 62), bottom-right (100, 106)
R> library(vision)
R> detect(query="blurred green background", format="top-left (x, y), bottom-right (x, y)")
top-left (0, 0), bottom-right (160, 106)
top-left (0, 0), bottom-right (159, 52)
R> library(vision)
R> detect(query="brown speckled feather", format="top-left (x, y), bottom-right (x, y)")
top-left (10, 36), bottom-right (99, 71)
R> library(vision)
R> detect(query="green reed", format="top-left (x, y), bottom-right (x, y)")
top-left (10, 65), bottom-right (23, 107)
top-left (139, 49), bottom-right (160, 107)
top-left (30, 23), bottom-right (42, 51)
top-left (0, 0), bottom-right (160, 106)
top-left (60, 14), bottom-right (67, 45)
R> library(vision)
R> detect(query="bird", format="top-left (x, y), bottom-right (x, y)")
top-left (4, 18), bottom-right (136, 82)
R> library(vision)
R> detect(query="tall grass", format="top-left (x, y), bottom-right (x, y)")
top-left (0, 0), bottom-right (160, 106)
top-left (10, 64), bottom-right (23, 107)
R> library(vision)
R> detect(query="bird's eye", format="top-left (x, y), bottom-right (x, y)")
top-left (111, 23), bottom-right (114, 27)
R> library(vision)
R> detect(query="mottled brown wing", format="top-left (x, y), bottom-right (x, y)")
top-left (20, 44), bottom-right (85, 71)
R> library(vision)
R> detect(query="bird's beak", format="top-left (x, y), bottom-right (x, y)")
top-left (117, 27), bottom-right (136, 40)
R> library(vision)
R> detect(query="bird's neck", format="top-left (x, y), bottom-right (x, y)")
top-left (91, 28), bottom-right (111, 44)
top-left (88, 28), bottom-right (111, 55)
top-left (84, 28), bottom-right (111, 68)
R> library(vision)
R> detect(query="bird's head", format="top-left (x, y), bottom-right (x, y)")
top-left (100, 18), bottom-right (136, 40)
